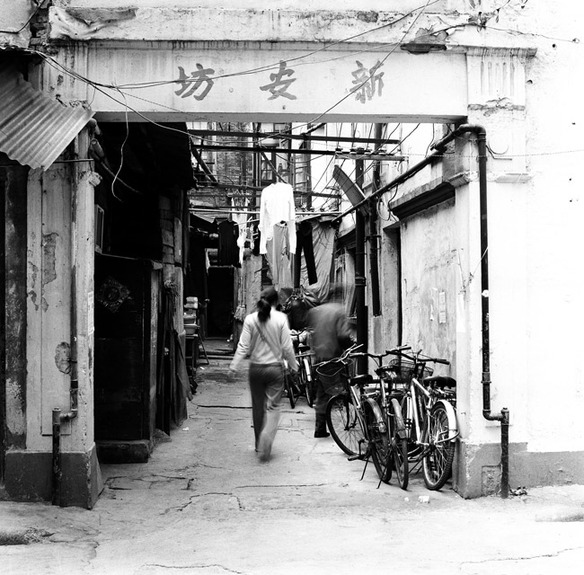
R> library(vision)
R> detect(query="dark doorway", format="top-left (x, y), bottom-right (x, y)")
top-left (207, 266), bottom-right (235, 338)
top-left (94, 254), bottom-right (160, 450)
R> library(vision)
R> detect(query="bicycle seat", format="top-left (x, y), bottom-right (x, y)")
top-left (351, 374), bottom-right (374, 386)
top-left (424, 375), bottom-right (456, 389)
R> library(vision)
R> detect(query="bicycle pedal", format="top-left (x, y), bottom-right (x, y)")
top-left (347, 454), bottom-right (363, 462)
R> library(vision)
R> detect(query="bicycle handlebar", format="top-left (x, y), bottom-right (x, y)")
top-left (384, 346), bottom-right (450, 366)
top-left (312, 343), bottom-right (363, 369)
top-left (386, 345), bottom-right (412, 354)
top-left (347, 345), bottom-right (412, 362)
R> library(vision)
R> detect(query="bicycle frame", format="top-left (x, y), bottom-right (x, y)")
top-left (404, 377), bottom-right (429, 444)
top-left (299, 353), bottom-right (312, 384)
top-left (348, 383), bottom-right (385, 449)
top-left (403, 376), bottom-right (459, 453)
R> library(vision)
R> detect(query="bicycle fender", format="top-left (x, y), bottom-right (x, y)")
top-left (435, 399), bottom-right (458, 441)
top-left (363, 397), bottom-right (387, 433)
top-left (390, 398), bottom-right (408, 440)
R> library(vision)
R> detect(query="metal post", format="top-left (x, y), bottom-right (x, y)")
top-left (52, 408), bottom-right (62, 506)
top-left (500, 408), bottom-right (510, 498)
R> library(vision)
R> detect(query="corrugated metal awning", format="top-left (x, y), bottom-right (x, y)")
top-left (0, 62), bottom-right (94, 170)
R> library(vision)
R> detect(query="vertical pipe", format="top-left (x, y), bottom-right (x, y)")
top-left (355, 159), bottom-right (367, 375)
top-left (434, 125), bottom-right (509, 498)
top-left (70, 141), bottom-right (80, 413)
top-left (500, 408), bottom-right (510, 498)
top-left (52, 148), bottom-right (82, 506)
top-left (395, 231), bottom-right (403, 345)
top-left (370, 124), bottom-right (382, 316)
top-left (369, 206), bottom-right (380, 316)
top-left (52, 408), bottom-right (62, 506)
top-left (475, 127), bottom-right (509, 499)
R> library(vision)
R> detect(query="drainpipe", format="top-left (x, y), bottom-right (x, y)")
top-left (430, 125), bottom-right (509, 498)
top-left (52, 170), bottom-right (80, 507)
top-left (332, 123), bottom-right (510, 498)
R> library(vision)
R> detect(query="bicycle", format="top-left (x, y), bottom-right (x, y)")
top-left (285, 329), bottom-right (315, 408)
top-left (283, 365), bottom-right (299, 409)
top-left (293, 329), bottom-right (315, 408)
top-left (316, 345), bottom-right (362, 454)
top-left (385, 349), bottom-right (458, 490)
top-left (320, 345), bottom-right (407, 485)
top-left (325, 347), bottom-right (410, 487)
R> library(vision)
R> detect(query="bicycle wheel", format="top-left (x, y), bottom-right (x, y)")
top-left (421, 403), bottom-right (456, 490)
top-left (390, 398), bottom-right (409, 490)
top-left (295, 361), bottom-right (307, 402)
top-left (363, 400), bottom-right (391, 483)
top-left (326, 393), bottom-right (364, 456)
top-left (284, 371), bottom-right (296, 409)
top-left (303, 357), bottom-right (315, 407)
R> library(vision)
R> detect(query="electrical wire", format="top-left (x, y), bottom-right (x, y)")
top-left (301, 0), bottom-right (434, 129)
top-left (25, 2), bottom-right (584, 185)
top-left (387, 123), bottom-right (421, 155)
top-left (50, 1), bottom-right (443, 92)
top-left (110, 88), bottom-right (130, 201)
top-left (303, 0), bottom-right (437, 203)
top-left (29, 0), bottom-right (442, 143)
top-left (0, 0), bottom-right (46, 35)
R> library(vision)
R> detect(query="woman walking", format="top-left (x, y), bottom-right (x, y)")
top-left (229, 286), bottom-right (298, 462)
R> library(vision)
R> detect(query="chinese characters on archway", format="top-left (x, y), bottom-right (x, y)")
top-left (351, 60), bottom-right (385, 104)
top-left (174, 59), bottom-right (384, 104)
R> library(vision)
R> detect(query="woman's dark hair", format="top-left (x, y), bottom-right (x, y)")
top-left (257, 286), bottom-right (279, 322)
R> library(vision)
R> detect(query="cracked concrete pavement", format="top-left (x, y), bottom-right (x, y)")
top-left (1, 339), bottom-right (584, 574)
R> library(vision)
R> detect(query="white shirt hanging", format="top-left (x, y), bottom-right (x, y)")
top-left (259, 182), bottom-right (296, 255)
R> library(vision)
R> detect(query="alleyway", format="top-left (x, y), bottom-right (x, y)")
top-left (1, 339), bottom-right (584, 574)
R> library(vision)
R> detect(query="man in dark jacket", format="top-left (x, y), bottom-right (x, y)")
top-left (307, 287), bottom-right (354, 437)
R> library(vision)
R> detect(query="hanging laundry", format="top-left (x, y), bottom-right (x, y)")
top-left (259, 182), bottom-right (296, 255)
top-left (232, 212), bottom-right (249, 266)
top-left (252, 224), bottom-right (261, 256)
top-left (265, 222), bottom-right (293, 291)
top-left (296, 219), bottom-right (318, 285)
top-left (218, 219), bottom-right (240, 267)
top-left (236, 227), bottom-right (247, 266)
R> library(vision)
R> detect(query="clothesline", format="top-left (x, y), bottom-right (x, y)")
top-left (191, 208), bottom-right (341, 216)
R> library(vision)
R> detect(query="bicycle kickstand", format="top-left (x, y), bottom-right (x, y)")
top-left (360, 457), bottom-right (370, 482)
top-left (347, 439), bottom-right (371, 481)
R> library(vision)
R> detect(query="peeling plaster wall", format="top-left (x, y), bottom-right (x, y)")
top-left (3, 163), bottom-right (28, 449)
top-left (57, 1), bottom-right (456, 9)
top-left (0, 0), bottom-right (32, 48)
top-left (26, 146), bottom-right (98, 454)
top-left (49, 1), bottom-right (532, 45)
top-left (400, 199), bottom-right (457, 369)
top-left (371, 225), bottom-right (400, 355)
